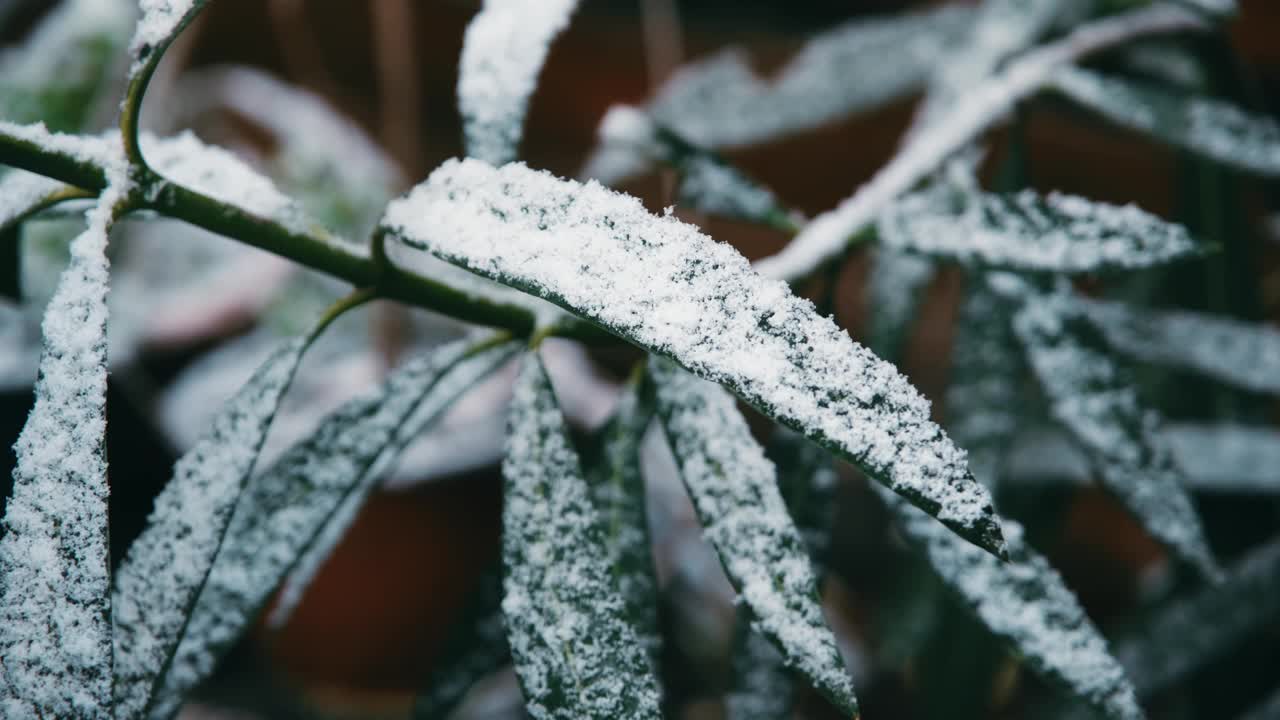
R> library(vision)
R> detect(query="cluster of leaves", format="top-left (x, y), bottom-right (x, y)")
top-left (0, 1), bottom-right (1277, 719)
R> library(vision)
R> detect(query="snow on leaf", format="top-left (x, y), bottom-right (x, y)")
top-left (878, 185), bottom-right (1202, 273)
top-left (945, 280), bottom-right (1026, 489)
top-left (501, 353), bottom-right (661, 720)
top-left (1008, 423), bottom-right (1280, 495)
top-left (1114, 536), bottom-right (1280, 695)
top-left (382, 157), bottom-right (1006, 556)
top-left (647, 4), bottom-right (974, 151)
top-left (458, 0), bottom-right (580, 165)
top-left (411, 568), bottom-right (509, 720)
top-left (141, 132), bottom-right (299, 224)
top-left (676, 151), bottom-right (791, 227)
top-left (582, 368), bottom-right (661, 664)
top-left (264, 335), bottom-right (519, 632)
top-left (0, 170), bottom-right (83, 301)
top-left (649, 357), bottom-right (858, 716)
top-left (1008, 284), bottom-right (1218, 578)
top-left (0, 190), bottom-right (121, 719)
top-left (1080, 299), bottom-right (1280, 396)
top-left (129, 0), bottom-right (207, 79)
top-left (1052, 67), bottom-right (1280, 177)
top-left (873, 484), bottom-right (1146, 720)
top-left (146, 337), bottom-right (516, 720)
top-left (110, 335), bottom-right (312, 720)
top-left (726, 622), bottom-right (796, 720)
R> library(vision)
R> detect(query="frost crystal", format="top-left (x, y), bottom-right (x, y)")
top-left (111, 336), bottom-right (310, 720)
top-left (878, 186), bottom-right (1201, 273)
top-left (650, 358), bottom-right (857, 716)
top-left (0, 191), bottom-right (120, 719)
top-left (876, 485), bottom-right (1145, 720)
top-left (502, 354), bottom-right (661, 720)
top-left (1081, 299), bottom-right (1280, 396)
top-left (147, 338), bottom-right (513, 719)
top-left (1053, 67), bottom-right (1280, 177)
top-left (382, 158), bottom-right (1005, 554)
top-left (1010, 287), bottom-right (1218, 578)
top-left (458, 0), bottom-right (580, 165)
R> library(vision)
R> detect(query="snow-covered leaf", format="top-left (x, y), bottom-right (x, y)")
top-left (0, 0), bottom-right (134, 131)
top-left (111, 334), bottom-right (313, 720)
top-left (866, 248), bottom-right (934, 361)
top-left (1008, 283), bottom-right (1218, 578)
top-left (1170, 0), bottom-right (1237, 19)
top-left (878, 184), bottom-right (1201, 273)
top-left (1052, 67), bottom-right (1280, 177)
top-left (945, 280), bottom-right (1027, 488)
top-left (1081, 299), bottom-right (1280, 396)
top-left (1111, 536), bottom-right (1280, 696)
top-left (129, 0), bottom-right (208, 80)
top-left (647, 4), bottom-right (973, 151)
top-left (726, 427), bottom-right (838, 720)
top-left (146, 337), bottom-right (516, 720)
top-left (411, 568), bottom-right (509, 720)
top-left (382, 158), bottom-right (1006, 556)
top-left (501, 353), bottom-right (661, 720)
top-left (0, 193), bottom-right (120, 718)
top-left (458, 0), bottom-right (580, 164)
top-left (874, 484), bottom-right (1146, 720)
top-left (0, 170), bottom-right (82, 301)
top-left (1008, 423), bottom-right (1280, 495)
top-left (582, 368), bottom-right (661, 663)
top-left (650, 357), bottom-right (858, 716)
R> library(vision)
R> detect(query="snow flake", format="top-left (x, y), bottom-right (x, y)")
top-left (382, 158), bottom-right (1005, 555)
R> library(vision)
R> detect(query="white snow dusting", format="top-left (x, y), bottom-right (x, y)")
top-left (502, 353), bottom-right (661, 720)
top-left (458, 0), bottom-right (580, 165)
top-left (650, 358), bottom-right (857, 716)
top-left (382, 158), bottom-right (1005, 554)
top-left (111, 336), bottom-right (311, 720)
top-left (0, 182), bottom-right (126, 718)
top-left (129, 0), bottom-right (203, 77)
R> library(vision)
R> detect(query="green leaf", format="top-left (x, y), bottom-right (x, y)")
top-left (502, 353), bottom-right (662, 720)
top-left (1237, 686), bottom-right (1280, 720)
top-left (0, 169), bottom-right (87, 301)
top-left (650, 357), bottom-right (858, 717)
top-left (1112, 536), bottom-right (1280, 696)
top-left (1007, 280), bottom-right (1218, 578)
top-left (110, 334), bottom-right (313, 720)
top-left (0, 194), bottom-right (119, 718)
top-left (458, 0), bottom-right (580, 165)
top-left (726, 623), bottom-right (797, 720)
top-left (581, 366), bottom-right (661, 664)
top-left (878, 184), bottom-right (1202, 273)
top-left (866, 248), bottom-right (934, 361)
top-left (411, 567), bottom-right (509, 720)
top-left (1052, 67), bottom-right (1280, 177)
top-left (874, 484), bottom-right (1146, 720)
top-left (382, 158), bottom-right (1006, 557)
top-left (1081, 299), bottom-right (1280, 396)
top-left (146, 336), bottom-right (517, 720)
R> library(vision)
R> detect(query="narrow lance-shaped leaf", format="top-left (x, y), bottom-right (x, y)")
top-left (111, 332), bottom-right (316, 720)
top-left (1052, 67), bottom-right (1280, 177)
top-left (502, 353), bottom-right (661, 720)
top-left (411, 567), bottom-right (509, 720)
top-left (0, 190), bottom-right (121, 719)
top-left (1006, 280), bottom-right (1218, 578)
top-left (458, 0), bottom-right (580, 165)
top-left (878, 185), bottom-right (1202, 273)
top-left (264, 336), bottom-right (518, 630)
top-left (1007, 423), bottom-right (1280, 495)
top-left (582, 366), bottom-right (661, 664)
top-left (873, 484), bottom-right (1146, 720)
top-left (382, 158), bottom-right (1006, 556)
top-left (945, 280), bottom-right (1026, 488)
top-left (129, 0), bottom-right (209, 81)
top-left (866, 248), bottom-right (934, 361)
top-left (726, 428), bottom-right (839, 720)
top-left (1080, 298), bottom-right (1280, 396)
top-left (650, 357), bottom-right (858, 717)
top-left (146, 337), bottom-right (517, 720)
